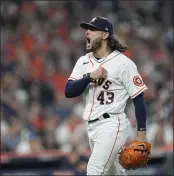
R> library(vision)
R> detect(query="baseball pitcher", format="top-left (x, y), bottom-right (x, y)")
top-left (65, 16), bottom-right (151, 175)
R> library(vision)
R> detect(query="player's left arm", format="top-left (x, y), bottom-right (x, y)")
top-left (132, 92), bottom-right (147, 142)
top-left (120, 60), bottom-right (148, 142)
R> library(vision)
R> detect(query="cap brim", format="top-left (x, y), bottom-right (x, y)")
top-left (80, 23), bottom-right (101, 31)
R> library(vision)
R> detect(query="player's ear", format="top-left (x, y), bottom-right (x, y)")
top-left (102, 32), bottom-right (109, 40)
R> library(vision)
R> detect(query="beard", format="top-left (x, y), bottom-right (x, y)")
top-left (86, 37), bottom-right (102, 52)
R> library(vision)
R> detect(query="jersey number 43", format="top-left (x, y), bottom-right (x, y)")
top-left (84, 74), bottom-right (115, 105)
top-left (96, 78), bottom-right (114, 105)
top-left (97, 91), bottom-right (114, 105)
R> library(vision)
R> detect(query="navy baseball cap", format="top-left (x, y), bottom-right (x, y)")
top-left (80, 16), bottom-right (113, 36)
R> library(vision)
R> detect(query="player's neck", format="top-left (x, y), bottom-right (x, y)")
top-left (93, 46), bottom-right (111, 59)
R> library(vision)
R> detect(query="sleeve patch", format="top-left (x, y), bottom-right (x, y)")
top-left (133, 75), bottom-right (144, 87)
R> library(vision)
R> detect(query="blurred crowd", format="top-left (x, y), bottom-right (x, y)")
top-left (1, 0), bottom-right (173, 155)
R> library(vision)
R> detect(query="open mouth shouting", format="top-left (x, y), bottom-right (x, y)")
top-left (86, 37), bottom-right (92, 48)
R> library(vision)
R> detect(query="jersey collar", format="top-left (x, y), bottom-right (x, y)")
top-left (90, 50), bottom-right (120, 63)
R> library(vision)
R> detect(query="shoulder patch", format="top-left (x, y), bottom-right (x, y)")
top-left (133, 75), bottom-right (144, 87)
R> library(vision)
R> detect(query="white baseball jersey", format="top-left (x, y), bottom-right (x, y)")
top-left (68, 50), bottom-right (147, 121)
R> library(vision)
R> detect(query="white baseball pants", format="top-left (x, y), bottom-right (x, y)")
top-left (87, 114), bottom-right (130, 175)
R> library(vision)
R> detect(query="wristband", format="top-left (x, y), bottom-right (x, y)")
top-left (87, 73), bottom-right (96, 83)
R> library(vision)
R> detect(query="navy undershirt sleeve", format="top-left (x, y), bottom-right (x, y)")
top-left (132, 92), bottom-right (147, 131)
top-left (65, 76), bottom-right (90, 98)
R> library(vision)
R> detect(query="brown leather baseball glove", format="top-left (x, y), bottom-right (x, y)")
top-left (119, 140), bottom-right (151, 170)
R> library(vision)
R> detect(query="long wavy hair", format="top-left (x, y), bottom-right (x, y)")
top-left (107, 35), bottom-right (128, 52)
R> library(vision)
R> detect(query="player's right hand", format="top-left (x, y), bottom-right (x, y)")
top-left (90, 67), bottom-right (107, 80)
